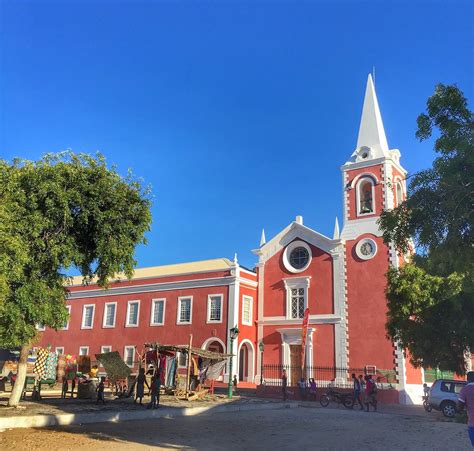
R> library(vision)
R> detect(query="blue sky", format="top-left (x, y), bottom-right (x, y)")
top-left (1, 1), bottom-right (473, 270)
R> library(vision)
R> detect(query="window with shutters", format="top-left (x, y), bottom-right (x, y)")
top-left (242, 296), bottom-right (253, 326)
top-left (283, 277), bottom-right (310, 320)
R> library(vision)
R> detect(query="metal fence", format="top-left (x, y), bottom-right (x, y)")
top-left (262, 364), bottom-right (397, 389)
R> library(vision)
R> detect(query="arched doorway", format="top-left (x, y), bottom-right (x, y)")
top-left (237, 340), bottom-right (255, 383)
top-left (201, 337), bottom-right (226, 381)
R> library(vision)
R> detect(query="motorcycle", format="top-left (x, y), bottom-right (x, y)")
top-left (320, 388), bottom-right (354, 409)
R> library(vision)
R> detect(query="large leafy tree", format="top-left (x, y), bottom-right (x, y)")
top-left (379, 84), bottom-right (473, 374)
top-left (0, 152), bottom-right (152, 406)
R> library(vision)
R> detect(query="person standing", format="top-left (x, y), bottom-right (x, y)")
top-left (281, 369), bottom-right (288, 401)
top-left (365, 375), bottom-right (377, 412)
top-left (352, 373), bottom-right (363, 410)
top-left (233, 375), bottom-right (238, 395)
top-left (134, 367), bottom-right (149, 405)
top-left (147, 373), bottom-right (161, 409)
top-left (458, 371), bottom-right (474, 447)
top-left (96, 376), bottom-right (106, 404)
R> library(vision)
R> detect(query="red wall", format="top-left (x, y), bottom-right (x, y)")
top-left (40, 285), bottom-right (230, 360)
top-left (345, 233), bottom-right (395, 370)
top-left (263, 241), bottom-right (334, 317)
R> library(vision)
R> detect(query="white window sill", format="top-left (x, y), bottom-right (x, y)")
top-left (125, 324), bottom-right (139, 328)
top-left (150, 322), bottom-right (164, 327)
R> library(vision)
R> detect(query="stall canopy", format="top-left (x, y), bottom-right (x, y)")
top-left (145, 343), bottom-right (233, 361)
top-left (95, 351), bottom-right (132, 382)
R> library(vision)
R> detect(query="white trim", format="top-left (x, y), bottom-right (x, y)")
top-left (124, 346), bottom-right (135, 367)
top-left (206, 294), bottom-right (223, 324)
top-left (242, 295), bottom-right (253, 326)
top-left (259, 314), bottom-right (341, 326)
top-left (102, 302), bottom-right (117, 328)
top-left (226, 263), bottom-right (240, 382)
top-left (341, 155), bottom-right (407, 176)
top-left (150, 298), bottom-right (166, 326)
top-left (349, 172), bottom-right (380, 189)
top-left (237, 339), bottom-right (256, 383)
top-left (81, 304), bottom-right (95, 329)
top-left (100, 345), bottom-right (112, 354)
top-left (69, 275), bottom-right (240, 300)
top-left (125, 300), bottom-right (140, 327)
top-left (256, 262), bottom-right (265, 383)
top-left (79, 346), bottom-right (89, 356)
top-left (177, 296), bottom-right (193, 325)
top-left (283, 277), bottom-right (310, 320)
top-left (55, 346), bottom-right (64, 355)
top-left (356, 177), bottom-right (376, 216)
top-left (36, 324), bottom-right (46, 331)
top-left (282, 240), bottom-right (312, 273)
top-left (201, 337), bottom-right (227, 353)
top-left (61, 305), bottom-right (72, 330)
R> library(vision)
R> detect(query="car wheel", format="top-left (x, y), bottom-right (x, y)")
top-left (441, 401), bottom-right (456, 418)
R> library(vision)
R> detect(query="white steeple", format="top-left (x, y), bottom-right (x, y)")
top-left (347, 74), bottom-right (390, 163)
top-left (333, 217), bottom-right (340, 239)
top-left (260, 229), bottom-right (266, 247)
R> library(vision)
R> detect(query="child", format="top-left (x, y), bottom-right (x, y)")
top-left (233, 375), bottom-right (238, 394)
top-left (96, 376), bottom-right (106, 404)
top-left (147, 373), bottom-right (161, 409)
top-left (134, 367), bottom-right (149, 405)
top-left (61, 376), bottom-right (68, 399)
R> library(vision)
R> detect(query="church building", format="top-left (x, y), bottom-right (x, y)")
top-left (39, 75), bottom-right (424, 404)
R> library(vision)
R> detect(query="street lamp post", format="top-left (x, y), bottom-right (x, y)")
top-left (228, 326), bottom-right (239, 399)
top-left (259, 340), bottom-right (265, 385)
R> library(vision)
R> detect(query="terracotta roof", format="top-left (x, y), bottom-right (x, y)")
top-left (69, 258), bottom-right (234, 286)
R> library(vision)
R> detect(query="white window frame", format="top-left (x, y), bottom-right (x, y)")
top-left (207, 294), bottom-right (223, 324)
top-left (81, 304), bottom-right (95, 329)
top-left (79, 346), bottom-right (89, 356)
top-left (283, 277), bottom-right (311, 320)
top-left (396, 181), bottom-right (404, 206)
top-left (177, 351), bottom-right (188, 368)
top-left (150, 298), bottom-right (166, 326)
top-left (61, 305), bottom-right (72, 330)
top-left (177, 296), bottom-right (193, 325)
top-left (101, 345), bottom-right (112, 354)
top-left (356, 177), bottom-right (376, 216)
top-left (242, 295), bottom-right (253, 326)
top-left (103, 302), bottom-right (117, 328)
top-left (125, 300), bottom-right (140, 327)
top-left (124, 346), bottom-right (135, 368)
top-left (55, 347), bottom-right (64, 355)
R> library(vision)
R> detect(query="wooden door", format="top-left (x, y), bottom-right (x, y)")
top-left (289, 345), bottom-right (302, 385)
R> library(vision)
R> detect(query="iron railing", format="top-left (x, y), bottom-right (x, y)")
top-left (262, 364), bottom-right (397, 389)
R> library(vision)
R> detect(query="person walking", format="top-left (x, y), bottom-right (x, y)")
top-left (134, 367), bottom-right (149, 405)
top-left (364, 375), bottom-right (377, 412)
top-left (352, 373), bottom-right (364, 410)
top-left (96, 376), bottom-right (106, 404)
top-left (281, 369), bottom-right (288, 401)
top-left (309, 378), bottom-right (317, 401)
top-left (458, 371), bottom-right (474, 447)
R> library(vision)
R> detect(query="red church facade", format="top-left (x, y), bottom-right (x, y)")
top-left (40, 75), bottom-right (427, 403)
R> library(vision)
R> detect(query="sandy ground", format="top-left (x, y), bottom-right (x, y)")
top-left (0, 405), bottom-right (471, 451)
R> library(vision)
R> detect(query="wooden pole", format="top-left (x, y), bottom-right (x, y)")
top-left (185, 334), bottom-right (193, 398)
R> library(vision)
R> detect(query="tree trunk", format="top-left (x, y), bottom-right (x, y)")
top-left (8, 344), bottom-right (29, 407)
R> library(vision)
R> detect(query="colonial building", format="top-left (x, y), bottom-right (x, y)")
top-left (40, 75), bottom-right (424, 403)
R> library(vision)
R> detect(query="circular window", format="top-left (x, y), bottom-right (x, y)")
top-left (289, 247), bottom-right (310, 269)
top-left (282, 240), bottom-right (312, 273)
top-left (355, 238), bottom-right (377, 260)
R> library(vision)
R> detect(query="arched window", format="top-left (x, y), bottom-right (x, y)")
top-left (396, 182), bottom-right (403, 206)
top-left (357, 178), bottom-right (374, 215)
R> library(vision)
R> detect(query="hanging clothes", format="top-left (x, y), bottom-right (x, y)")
top-left (57, 354), bottom-right (67, 381)
top-left (166, 357), bottom-right (177, 387)
top-left (33, 348), bottom-right (49, 380)
top-left (65, 354), bottom-right (78, 380)
top-left (43, 352), bottom-right (58, 380)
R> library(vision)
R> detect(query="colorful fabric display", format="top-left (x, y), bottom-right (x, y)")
top-left (65, 354), bottom-right (78, 380)
top-left (95, 351), bottom-right (131, 383)
top-left (33, 348), bottom-right (49, 379)
top-left (43, 352), bottom-right (58, 381)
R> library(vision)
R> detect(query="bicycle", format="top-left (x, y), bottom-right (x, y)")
top-left (422, 394), bottom-right (432, 412)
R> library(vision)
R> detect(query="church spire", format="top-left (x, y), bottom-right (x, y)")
top-left (355, 74), bottom-right (389, 158)
top-left (260, 229), bottom-right (266, 247)
top-left (333, 217), bottom-right (340, 240)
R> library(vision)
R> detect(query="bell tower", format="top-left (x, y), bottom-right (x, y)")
top-left (340, 74), bottom-right (408, 374)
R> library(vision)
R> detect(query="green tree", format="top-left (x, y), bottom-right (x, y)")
top-left (379, 84), bottom-right (474, 374)
top-left (0, 152), bottom-right (152, 406)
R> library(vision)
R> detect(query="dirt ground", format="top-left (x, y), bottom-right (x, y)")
top-left (0, 405), bottom-right (471, 451)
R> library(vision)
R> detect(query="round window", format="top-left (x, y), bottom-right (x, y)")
top-left (289, 247), bottom-right (310, 269)
top-left (355, 238), bottom-right (378, 260)
top-left (282, 240), bottom-right (312, 273)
